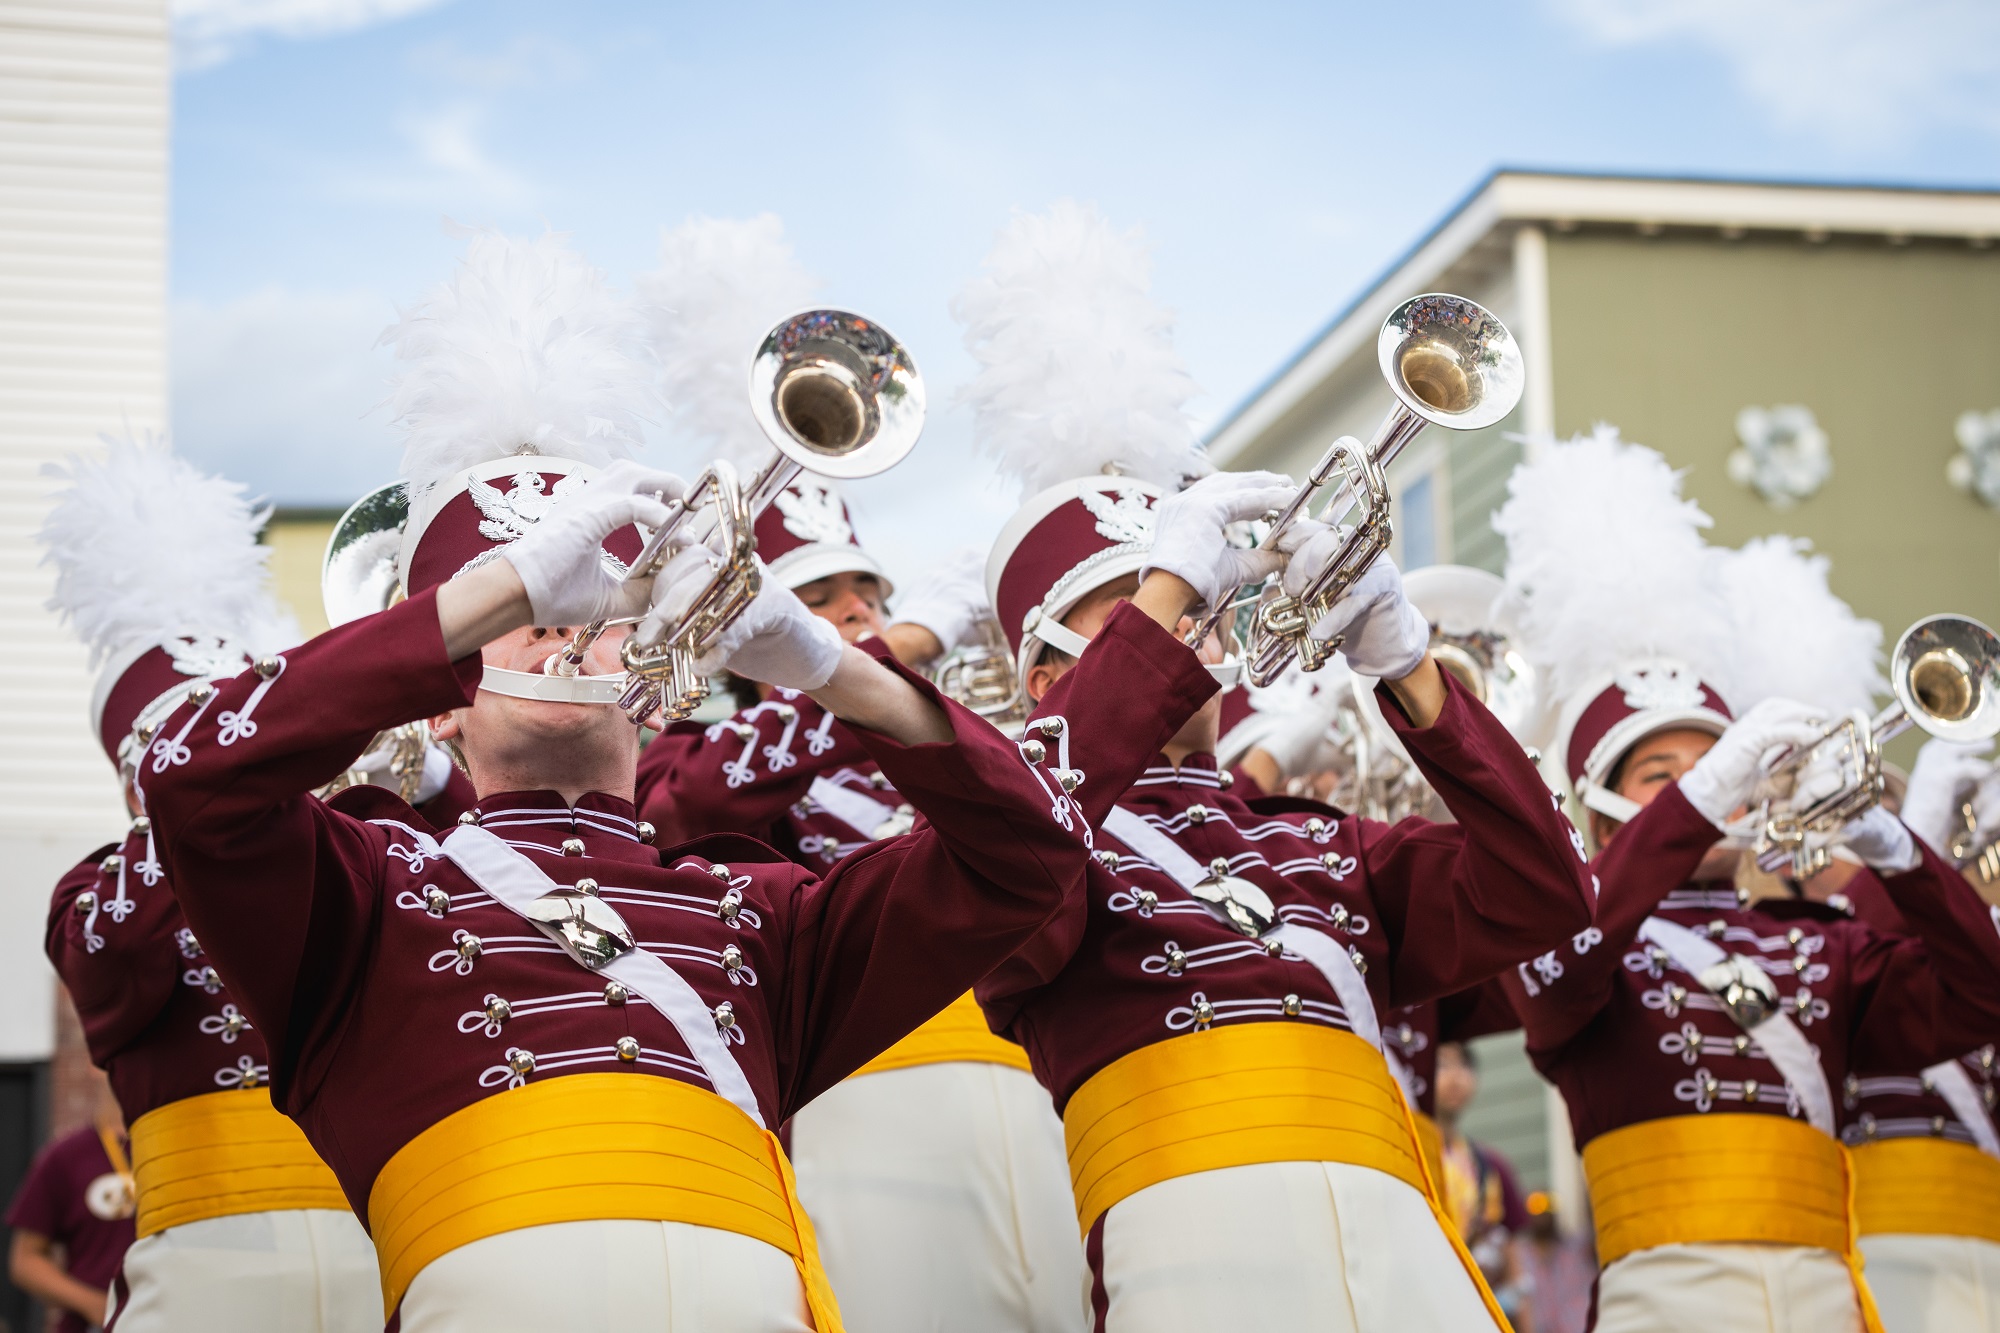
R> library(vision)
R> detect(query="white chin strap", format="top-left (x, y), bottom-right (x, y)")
top-left (1578, 779), bottom-right (1643, 825)
top-left (1028, 617), bottom-right (1241, 688)
top-left (479, 666), bottom-right (630, 705)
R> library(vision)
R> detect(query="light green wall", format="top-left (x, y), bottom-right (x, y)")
top-left (1545, 231), bottom-right (2000, 646)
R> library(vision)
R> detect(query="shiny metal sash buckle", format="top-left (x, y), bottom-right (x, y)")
top-left (524, 888), bottom-right (637, 971)
top-left (1190, 862), bottom-right (1277, 939)
top-left (870, 803), bottom-right (917, 841)
top-left (1699, 954), bottom-right (1780, 1030)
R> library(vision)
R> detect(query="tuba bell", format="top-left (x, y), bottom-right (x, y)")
top-left (1754, 614), bottom-right (2000, 878)
top-left (932, 616), bottom-right (1029, 736)
top-left (554, 309), bottom-right (924, 726)
top-left (317, 482), bottom-right (432, 802)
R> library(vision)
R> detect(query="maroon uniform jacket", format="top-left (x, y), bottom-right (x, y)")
top-left (1837, 869), bottom-right (2000, 1150)
top-left (45, 776), bottom-right (476, 1130)
top-left (978, 645), bottom-right (1597, 1113)
top-left (636, 677), bottom-right (906, 868)
top-left (140, 592), bottom-right (1205, 1216)
top-left (1502, 783), bottom-right (2000, 1153)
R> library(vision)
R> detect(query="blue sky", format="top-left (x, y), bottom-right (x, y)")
top-left (170, 0), bottom-right (2000, 582)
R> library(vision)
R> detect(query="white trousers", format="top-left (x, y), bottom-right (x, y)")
top-left (790, 1060), bottom-right (1087, 1333)
top-left (1095, 1159), bottom-right (1494, 1332)
top-left (1860, 1232), bottom-right (2000, 1333)
top-left (397, 1219), bottom-right (811, 1332)
top-left (1595, 1242), bottom-right (1863, 1333)
top-left (107, 1208), bottom-right (382, 1333)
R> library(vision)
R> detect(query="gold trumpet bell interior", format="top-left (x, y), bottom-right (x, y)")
top-left (1909, 647), bottom-right (1976, 724)
top-left (776, 360), bottom-right (871, 456)
top-left (1396, 342), bottom-right (1476, 416)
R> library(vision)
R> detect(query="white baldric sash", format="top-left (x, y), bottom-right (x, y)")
top-left (439, 825), bottom-right (765, 1127)
top-left (805, 777), bottom-right (902, 843)
top-left (1638, 915), bottom-right (1835, 1135)
top-left (1100, 806), bottom-right (1401, 1083)
top-left (1924, 1059), bottom-right (2000, 1157)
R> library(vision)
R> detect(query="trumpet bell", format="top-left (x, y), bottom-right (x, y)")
top-left (1378, 294), bottom-right (1524, 434)
top-left (1893, 614), bottom-right (2000, 743)
top-left (749, 309), bottom-right (925, 480)
top-left (322, 481), bottom-right (409, 626)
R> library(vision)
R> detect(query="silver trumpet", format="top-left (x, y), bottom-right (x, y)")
top-left (1754, 614), bottom-right (2000, 878)
top-left (554, 309), bottom-right (924, 726)
top-left (318, 482), bottom-right (432, 801)
top-left (1189, 293), bottom-right (1524, 687)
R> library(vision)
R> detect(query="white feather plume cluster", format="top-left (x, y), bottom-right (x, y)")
top-left (636, 214), bottom-right (818, 471)
top-left (382, 227), bottom-right (652, 499)
top-left (38, 434), bottom-right (294, 666)
top-left (1494, 424), bottom-right (1730, 706)
top-left (952, 201), bottom-right (1206, 496)
top-left (1715, 535), bottom-right (1883, 714)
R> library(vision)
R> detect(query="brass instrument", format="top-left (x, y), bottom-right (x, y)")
top-left (1189, 294), bottom-right (1523, 688)
top-left (553, 309), bottom-right (923, 726)
top-left (932, 616), bottom-right (1029, 735)
top-left (1754, 614), bottom-right (2000, 877)
top-left (318, 482), bottom-right (431, 801)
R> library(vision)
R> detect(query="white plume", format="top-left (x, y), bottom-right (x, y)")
top-left (636, 214), bottom-right (818, 472)
top-left (952, 201), bottom-right (1206, 496)
top-left (382, 227), bottom-right (652, 499)
top-left (1494, 424), bottom-right (1732, 707)
top-left (1716, 535), bottom-right (1884, 714)
top-left (38, 433), bottom-right (293, 666)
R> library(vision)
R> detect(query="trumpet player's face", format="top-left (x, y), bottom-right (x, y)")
top-left (1591, 726), bottom-right (1719, 850)
top-left (796, 571), bottom-right (887, 644)
top-left (431, 623), bottom-right (654, 803)
top-left (1024, 573), bottom-right (1225, 756)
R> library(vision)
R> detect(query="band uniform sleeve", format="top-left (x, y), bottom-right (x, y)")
top-left (1500, 782), bottom-right (1720, 1054)
top-left (1848, 840), bottom-right (2000, 1069)
top-left (1357, 669), bottom-right (1598, 1006)
top-left (141, 591), bottom-right (484, 1099)
top-left (45, 845), bottom-right (179, 1063)
top-left (775, 607), bottom-right (1216, 1108)
top-left (978, 602), bottom-right (1222, 1018)
top-left (635, 692), bottom-right (861, 844)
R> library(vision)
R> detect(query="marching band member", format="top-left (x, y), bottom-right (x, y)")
top-left (1491, 427), bottom-right (2000, 1333)
top-left (958, 201), bottom-right (1597, 1333)
top-left (1838, 738), bottom-right (2000, 1333)
top-left (37, 437), bottom-right (383, 1332)
top-left (629, 217), bottom-right (1086, 1333)
top-left (135, 228), bottom-right (1212, 1332)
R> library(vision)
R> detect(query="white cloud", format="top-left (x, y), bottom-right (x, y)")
top-left (173, 0), bottom-right (455, 70)
top-left (172, 288), bottom-right (403, 504)
top-left (1549, 0), bottom-right (2000, 146)
top-left (327, 102), bottom-right (533, 209)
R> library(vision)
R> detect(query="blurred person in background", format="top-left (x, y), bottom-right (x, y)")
top-left (1434, 1041), bottom-right (1535, 1330)
top-left (6, 1071), bottom-right (132, 1333)
top-left (1519, 1191), bottom-right (1596, 1333)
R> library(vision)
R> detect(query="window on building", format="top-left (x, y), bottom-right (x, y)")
top-left (1399, 472), bottom-right (1437, 570)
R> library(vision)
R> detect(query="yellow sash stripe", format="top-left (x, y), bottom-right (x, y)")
top-left (1584, 1114), bottom-right (1883, 1333)
top-left (129, 1089), bottom-right (348, 1238)
top-left (367, 1073), bottom-right (841, 1330)
top-left (1413, 1108), bottom-right (1445, 1196)
top-left (850, 992), bottom-right (1033, 1077)
top-left (1852, 1138), bottom-right (2000, 1244)
top-left (1064, 1023), bottom-right (1514, 1330)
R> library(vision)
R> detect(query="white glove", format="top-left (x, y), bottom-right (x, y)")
top-left (640, 549), bottom-right (845, 692)
top-left (1839, 805), bottom-right (1921, 874)
top-left (1240, 669), bottom-right (1354, 778)
top-left (1901, 738), bottom-right (1994, 856)
top-left (348, 735), bottom-right (455, 804)
top-left (889, 545), bottom-right (990, 651)
top-left (502, 461), bottom-right (684, 627)
top-left (1676, 697), bottom-right (1827, 829)
top-left (1275, 521), bottom-right (1429, 680)
top-left (1140, 470), bottom-right (1295, 611)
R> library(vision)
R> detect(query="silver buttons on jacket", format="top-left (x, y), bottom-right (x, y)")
top-left (1135, 890), bottom-right (1157, 916)
top-left (1931, 1114), bottom-right (1949, 1136)
top-left (636, 822), bottom-right (656, 844)
top-left (130, 816), bottom-right (150, 835)
top-left (1732, 1034), bottom-right (1750, 1055)
top-left (1303, 818), bottom-right (1326, 837)
top-left (1705, 920), bottom-right (1727, 939)
top-left (1021, 740), bottom-right (1047, 764)
top-left (775, 704), bottom-right (797, 723)
top-left (485, 997), bottom-right (512, 1026)
top-left (575, 878), bottom-right (600, 896)
top-left (1786, 928), bottom-right (1805, 946)
top-left (709, 864), bottom-right (731, 879)
top-left (1036, 718), bottom-right (1065, 737)
top-left (561, 838), bottom-right (586, 857)
top-left (253, 656), bottom-right (281, 679)
top-left (1093, 850), bottom-right (1120, 871)
top-left (603, 981), bottom-right (628, 1006)
top-left (222, 1010), bottom-right (248, 1037)
top-left (458, 810), bottom-right (481, 827)
top-left (721, 944), bottom-right (745, 977)
top-left (1742, 1078), bottom-right (1760, 1102)
top-left (1218, 771), bottom-right (1234, 790)
top-left (1192, 998), bottom-right (1214, 1029)
top-left (424, 886), bottom-right (450, 917)
top-left (189, 682), bottom-right (214, 705)
top-left (869, 772), bottom-right (890, 790)
top-left (714, 1002), bottom-right (737, 1034)
top-left (100, 853), bottom-right (122, 874)
top-left (1347, 945), bottom-right (1367, 975)
top-left (1186, 806), bottom-right (1209, 825)
top-left (1329, 904), bottom-right (1350, 930)
top-left (1283, 994), bottom-right (1302, 1017)
top-left (1166, 948), bottom-right (1187, 976)
top-left (718, 891), bottom-right (742, 926)
top-left (616, 1036), bottom-right (641, 1062)
top-left (509, 1050), bottom-right (536, 1075)
top-left (75, 892), bottom-right (96, 915)
top-left (457, 935), bottom-right (483, 961)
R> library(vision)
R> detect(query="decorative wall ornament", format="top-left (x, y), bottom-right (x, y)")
top-left (1728, 405), bottom-right (1831, 509)
top-left (1949, 410), bottom-right (2000, 509)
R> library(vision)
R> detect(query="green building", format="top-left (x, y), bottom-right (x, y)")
top-left (1208, 169), bottom-right (2000, 1227)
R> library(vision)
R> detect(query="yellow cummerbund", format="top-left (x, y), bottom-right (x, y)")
top-left (1063, 1023), bottom-right (1427, 1237)
top-left (851, 991), bottom-right (1033, 1078)
top-left (366, 1073), bottom-right (841, 1330)
top-left (1584, 1114), bottom-right (1851, 1265)
top-left (129, 1088), bottom-right (348, 1239)
top-left (1852, 1137), bottom-right (2000, 1244)
top-left (1413, 1108), bottom-right (1444, 1195)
